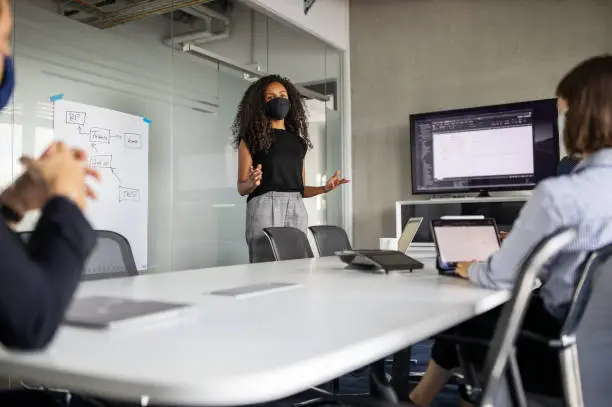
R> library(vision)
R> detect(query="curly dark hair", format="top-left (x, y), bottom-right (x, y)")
top-left (231, 74), bottom-right (311, 153)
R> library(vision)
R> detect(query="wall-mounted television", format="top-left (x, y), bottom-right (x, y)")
top-left (410, 99), bottom-right (559, 196)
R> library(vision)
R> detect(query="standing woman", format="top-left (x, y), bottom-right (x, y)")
top-left (232, 75), bottom-right (348, 263)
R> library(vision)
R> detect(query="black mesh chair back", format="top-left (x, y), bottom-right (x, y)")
top-left (19, 230), bottom-right (138, 280)
top-left (84, 230), bottom-right (138, 280)
top-left (462, 228), bottom-right (577, 407)
top-left (558, 242), bottom-right (612, 407)
top-left (263, 227), bottom-right (314, 261)
top-left (309, 225), bottom-right (352, 256)
top-left (250, 235), bottom-right (276, 263)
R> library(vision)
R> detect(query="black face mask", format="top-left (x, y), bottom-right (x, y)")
top-left (264, 97), bottom-right (291, 120)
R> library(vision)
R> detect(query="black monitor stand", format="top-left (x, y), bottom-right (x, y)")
top-left (477, 190), bottom-right (491, 198)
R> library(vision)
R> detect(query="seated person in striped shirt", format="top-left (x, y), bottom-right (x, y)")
top-left (410, 54), bottom-right (612, 406)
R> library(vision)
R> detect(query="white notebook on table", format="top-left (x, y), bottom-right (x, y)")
top-left (64, 296), bottom-right (192, 330)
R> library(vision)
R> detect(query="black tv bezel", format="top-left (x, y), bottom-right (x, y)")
top-left (409, 98), bottom-right (559, 196)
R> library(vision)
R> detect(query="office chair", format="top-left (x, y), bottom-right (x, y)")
top-left (447, 228), bottom-right (577, 407)
top-left (262, 226), bottom-right (370, 402)
top-left (263, 227), bottom-right (314, 260)
top-left (19, 230), bottom-right (138, 280)
top-left (308, 225), bottom-right (425, 400)
top-left (324, 228), bottom-right (576, 407)
top-left (18, 230), bottom-right (138, 405)
top-left (309, 225), bottom-right (352, 256)
top-left (514, 241), bottom-right (612, 407)
top-left (82, 230), bottom-right (138, 280)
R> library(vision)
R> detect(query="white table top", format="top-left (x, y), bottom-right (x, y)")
top-left (0, 255), bottom-right (509, 406)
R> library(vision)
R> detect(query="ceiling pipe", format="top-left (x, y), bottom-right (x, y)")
top-left (164, 4), bottom-right (231, 47)
top-left (182, 43), bottom-right (330, 103)
top-left (187, 4), bottom-right (230, 25)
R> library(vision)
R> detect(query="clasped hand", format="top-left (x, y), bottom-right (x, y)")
top-left (2, 142), bottom-right (100, 216)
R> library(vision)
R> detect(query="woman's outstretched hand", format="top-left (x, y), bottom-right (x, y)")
top-left (324, 170), bottom-right (349, 192)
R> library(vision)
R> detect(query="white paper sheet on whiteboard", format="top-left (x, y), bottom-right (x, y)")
top-left (53, 100), bottom-right (149, 270)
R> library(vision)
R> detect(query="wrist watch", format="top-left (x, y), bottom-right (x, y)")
top-left (0, 203), bottom-right (23, 222)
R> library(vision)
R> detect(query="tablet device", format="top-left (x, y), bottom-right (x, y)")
top-left (430, 218), bottom-right (501, 275)
top-left (209, 282), bottom-right (301, 298)
top-left (397, 217), bottom-right (423, 254)
top-left (64, 296), bottom-right (192, 330)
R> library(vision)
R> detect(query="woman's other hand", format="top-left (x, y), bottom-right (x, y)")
top-left (249, 164), bottom-right (263, 188)
top-left (20, 142), bottom-right (100, 210)
top-left (324, 170), bottom-right (350, 192)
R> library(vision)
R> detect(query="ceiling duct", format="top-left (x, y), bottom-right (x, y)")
top-left (182, 43), bottom-right (330, 103)
top-left (58, 0), bottom-right (216, 29)
top-left (164, 4), bottom-right (230, 47)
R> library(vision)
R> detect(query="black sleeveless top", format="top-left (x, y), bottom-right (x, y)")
top-left (245, 129), bottom-right (306, 202)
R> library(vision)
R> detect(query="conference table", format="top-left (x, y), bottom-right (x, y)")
top-left (0, 253), bottom-right (510, 406)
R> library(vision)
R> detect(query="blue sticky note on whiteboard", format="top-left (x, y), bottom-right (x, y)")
top-left (50, 93), bottom-right (64, 102)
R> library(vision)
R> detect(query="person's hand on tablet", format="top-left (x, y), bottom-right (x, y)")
top-left (456, 261), bottom-right (475, 279)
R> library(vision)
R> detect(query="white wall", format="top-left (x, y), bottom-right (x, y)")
top-left (239, 0), bottom-right (349, 51)
top-left (350, 0), bottom-right (612, 248)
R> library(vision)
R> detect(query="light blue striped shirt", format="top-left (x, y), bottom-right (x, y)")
top-left (468, 148), bottom-right (612, 320)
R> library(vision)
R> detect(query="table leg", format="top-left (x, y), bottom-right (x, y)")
top-left (392, 347), bottom-right (415, 401)
top-left (368, 359), bottom-right (387, 398)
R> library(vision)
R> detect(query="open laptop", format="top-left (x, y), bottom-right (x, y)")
top-left (430, 218), bottom-right (501, 276)
top-left (397, 217), bottom-right (424, 254)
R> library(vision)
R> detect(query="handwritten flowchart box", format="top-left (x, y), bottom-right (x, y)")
top-left (124, 133), bottom-right (143, 149)
top-left (90, 127), bottom-right (111, 144)
top-left (66, 111), bottom-right (86, 125)
top-left (89, 155), bottom-right (112, 169)
top-left (119, 186), bottom-right (140, 202)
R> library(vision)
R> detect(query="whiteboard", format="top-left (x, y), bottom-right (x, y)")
top-left (53, 99), bottom-right (149, 270)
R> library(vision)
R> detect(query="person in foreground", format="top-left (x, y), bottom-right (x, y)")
top-left (409, 54), bottom-right (612, 406)
top-left (232, 75), bottom-right (348, 262)
top-left (0, 0), bottom-right (99, 350)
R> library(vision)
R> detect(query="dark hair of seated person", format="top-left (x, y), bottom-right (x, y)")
top-left (556, 55), bottom-right (612, 156)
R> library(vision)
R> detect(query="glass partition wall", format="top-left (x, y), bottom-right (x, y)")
top-left (8, 0), bottom-right (345, 271)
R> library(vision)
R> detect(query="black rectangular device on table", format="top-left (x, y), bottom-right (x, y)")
top-left (336, 249), bottom-right (424, 273)
top-left (430, 218), bottom-right (501, 276)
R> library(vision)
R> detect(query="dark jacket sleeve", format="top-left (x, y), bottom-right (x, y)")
top-left (0, 56), bottom-right (15, 110)
top-left (0, 197), bottom-right (96, 350)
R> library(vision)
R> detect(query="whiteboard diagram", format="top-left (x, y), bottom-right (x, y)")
top-left (53, 100), bottom-right (149, 271)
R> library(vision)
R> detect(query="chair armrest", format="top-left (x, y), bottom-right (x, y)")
top-left (440, 330), bottom-right (564, 349)
top-left (518, 330), bottom-right (564, 348)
